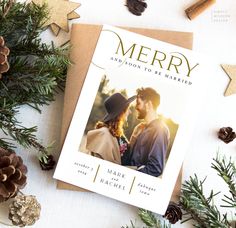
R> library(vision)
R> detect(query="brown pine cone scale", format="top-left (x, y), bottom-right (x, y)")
top-left (0, 53), bottom-right (7, 63)
top-left (0, 45), bottom-right (10, 55)
top-left (0, 173), bottom-right (7, 181)
top-left (0, 36), bottom-right (10, 78)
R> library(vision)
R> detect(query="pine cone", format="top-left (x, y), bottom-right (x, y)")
top-left (218, 127), bottom-right (236, 144)
top-left (39, 154), bottom-right (55, 170)
top-left (0, 148), bottom-right (27, 202)
top-left (0, 36), bottom-right (10, 79)
top-left (163, 201), bottom-right (182, 224)
top-left (126, 0), bottom-right (147, 16)
top-left (9, 194), bottom-right (41, 227)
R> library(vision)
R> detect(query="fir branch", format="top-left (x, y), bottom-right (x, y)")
top-left (211, 155), bottom-right (236, 208)
top-left (0, 138), bottom-right (15, 149)
top-left (0, 1), bottom-right (48, 46)
top-left (138, 209), bottom-right (170, 228)
top-left (2, 0), bottom-right (14, 18)
top-left (180, 174), bottom-right (230, 228)
top-left (125, 156), bottom-right (235, 228)
top-left (0, 0), bottom-right (69, 161)
top-left (0, 45), bottom-right (69, 110)
top-left (0, 121), bottom-right (49, 158)
top-left (1, 121), bottom-right (38, 147)
top-left (0, 1), bottom-right (69, 110)
top-left (138, 209), bottom-right (159, 227)
top-left (0, 0), bottom-right (66, 153)
top-left (122, 209), bottom-right (171, 228)
top-left (121, 220), bottom-right (136, 228)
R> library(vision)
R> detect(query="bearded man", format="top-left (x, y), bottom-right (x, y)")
top-left (129, 87), bottom-right (170, 177)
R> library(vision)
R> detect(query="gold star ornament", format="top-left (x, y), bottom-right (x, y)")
top-left (221, 65), bottom-right (236, 96)
top-left (32, 0), bottom-right (80, 36)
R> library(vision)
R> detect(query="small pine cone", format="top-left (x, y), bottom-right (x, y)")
top-left (218, 127), bottom-right (236, 144)
top-left (126, 0), bottom-right (147, 16)
top-left (39, 155), bottom-right (55, 170)
top-left (0, 36), bottom-right (10, 79)
top-left (163, 201), bottom-right (182, 224)
top-left (9, 195), bottom-right (41, 227)
top-left (0, 148), bottom-right (27, 202)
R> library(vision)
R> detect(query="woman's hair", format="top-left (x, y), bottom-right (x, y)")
top-left (95, 107), bottom-right (128, 137)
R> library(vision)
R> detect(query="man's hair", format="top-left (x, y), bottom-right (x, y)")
top-left (136, 87), bottom-right (160, 109)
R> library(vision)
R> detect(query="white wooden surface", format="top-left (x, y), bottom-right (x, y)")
top-left (0, 0), bottom-right (236, 227)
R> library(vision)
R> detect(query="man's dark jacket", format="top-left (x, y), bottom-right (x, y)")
top-left (130, 119), bottom-right (170, 177)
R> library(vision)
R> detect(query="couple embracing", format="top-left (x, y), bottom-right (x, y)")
top-left (86, 87), bottom-right (170, 177)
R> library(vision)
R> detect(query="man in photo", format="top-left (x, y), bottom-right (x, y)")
top-left (129, 87), bottom-right (170, 177)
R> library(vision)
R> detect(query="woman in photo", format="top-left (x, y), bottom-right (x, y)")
top-left (85, 93), bottom-right (136, 165)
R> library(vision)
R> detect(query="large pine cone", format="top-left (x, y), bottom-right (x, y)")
top-left (0, 148), bottom-right (27, 202)
top-left (0, 36), bottom-right (10, 79)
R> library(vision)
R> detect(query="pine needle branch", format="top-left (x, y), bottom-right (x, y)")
top-left (0, 0), bottom-right (69, 111)
top-left (124, 156), bottom-right (235, 228)
top-left (180, 174), bottom-right (231, 228)
top-left (122, 209), bottom-right (171, 228)
top-left (121, 220), bottom-right (136, 228)
top-left (211, 155), bottom-right (236, 208)
top-left (0, 121), bottom-right (49, 157)
top-left (138, 209), bottom-right (171, 228)
top-left (0, 0), bottom-right (69, 165)
top-left (0, 138), bottom-right (15, 149)
top-left (138, 209), bottom-right (159, 227)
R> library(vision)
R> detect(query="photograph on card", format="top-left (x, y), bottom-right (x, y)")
top-left (79, 72), bottom-right (179, 178)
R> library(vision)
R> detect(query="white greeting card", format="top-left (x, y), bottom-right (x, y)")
top-left (54, 25), bottom-right (211, 214)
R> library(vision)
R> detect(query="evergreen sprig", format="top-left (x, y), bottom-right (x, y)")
top-left (180, 174), bottom-right (230, 228)
top-left (121, 220), bottom-right (136, 228)
top-left (0, 0), bottom-right (70, 164)
top-left (179, 154), bottom-right (236, 227)
top-left (211, 155), bottom-right (236, 208)
top-left (138, 209), bottom-right (171, 228)
top-left (123, 155), bottom-right (235, 228)
top-left (122, 209), bottom-right (171, 228)
top-left (138, 209), bottom-right (160, 227)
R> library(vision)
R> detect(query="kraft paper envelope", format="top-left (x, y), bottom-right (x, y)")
top-left (57, 24), bottom-right (193, 202)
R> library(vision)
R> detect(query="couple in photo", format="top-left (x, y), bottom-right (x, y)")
top-left (86, 87), bottom-right (170, 177)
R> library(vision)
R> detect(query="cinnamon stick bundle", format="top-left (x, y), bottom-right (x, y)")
top-left (185, 0), bottom-right (216, 20)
